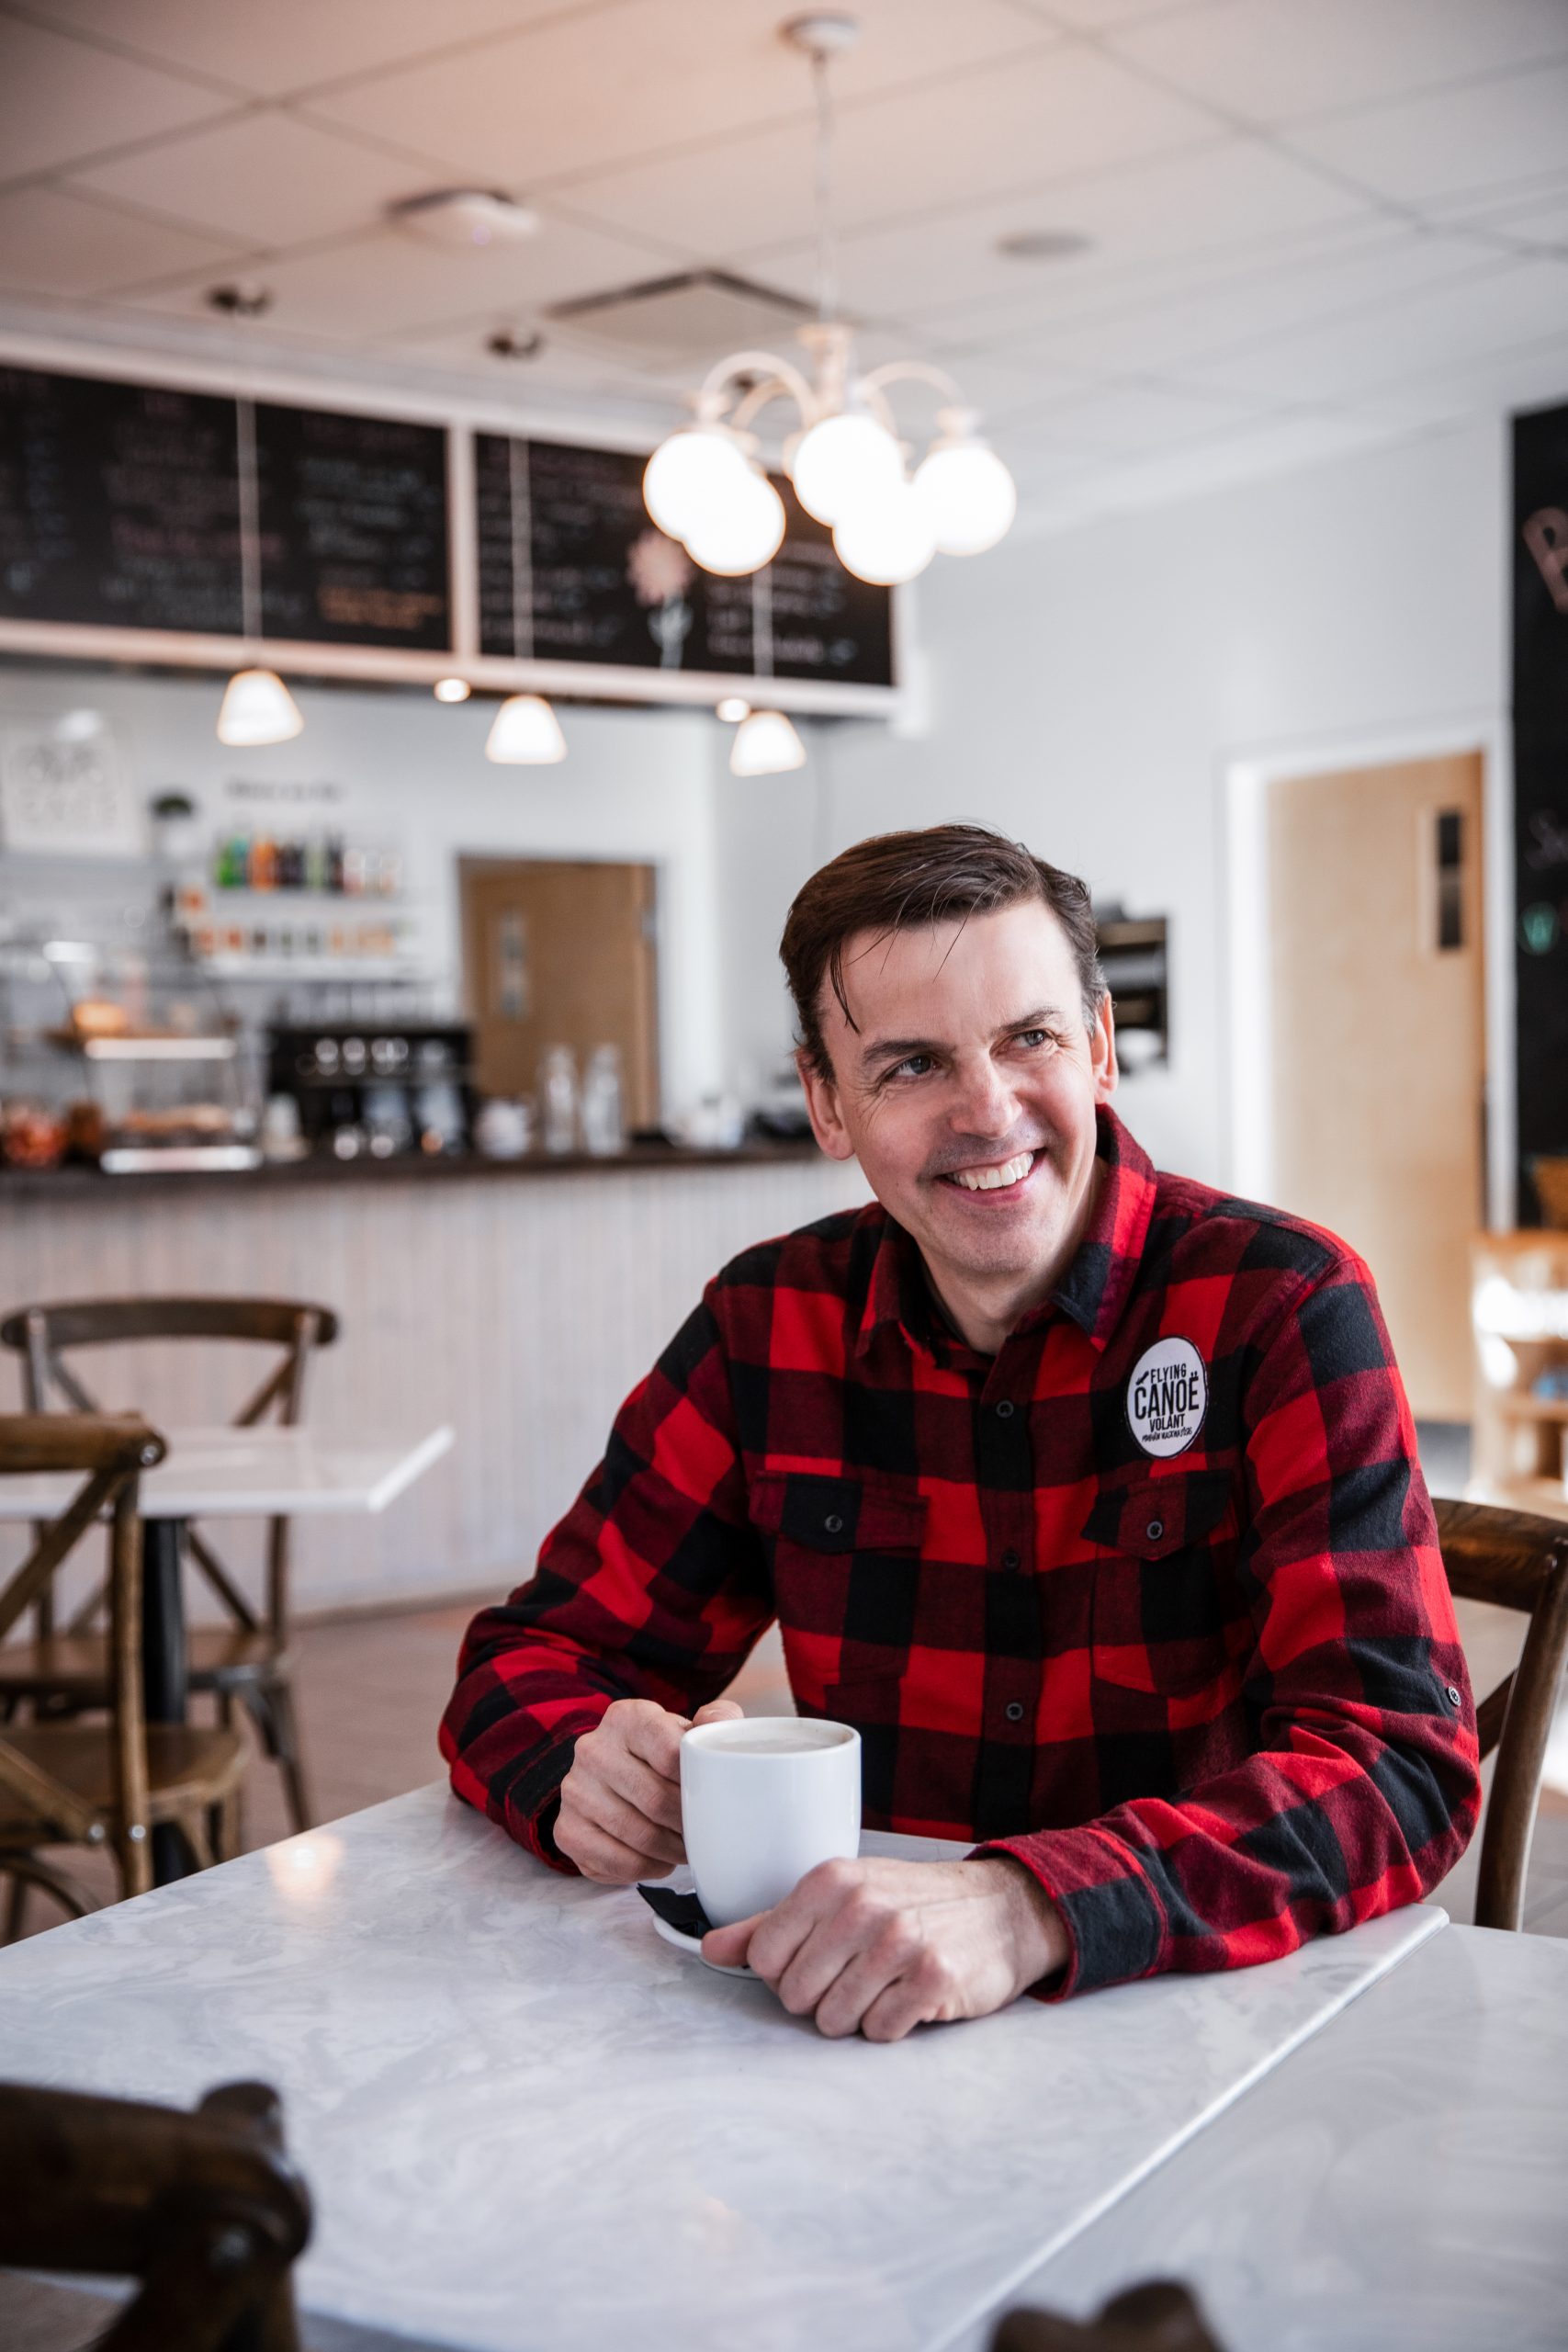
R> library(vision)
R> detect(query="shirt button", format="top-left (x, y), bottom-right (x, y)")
top-left (824, 1513), bottom-right (844, 1535)
top-left (995, 1400), bottom-right (1015, 1419)
top-left (1001, 1547), bottom-right (1021, 1570)
top-left (1004, 1701), bottom-right (1025, 1723)
top-left (1145, 1519), bottom-right (1165, 1542)
top-left (1446, 1684), bottom-right (1461, 1707)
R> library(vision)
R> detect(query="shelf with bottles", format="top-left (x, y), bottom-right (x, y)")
top-left (207, 830), bottom-right (404, 898)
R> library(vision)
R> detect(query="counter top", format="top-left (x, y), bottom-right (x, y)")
top-left (0, 1136), bottom-right (824, 1200)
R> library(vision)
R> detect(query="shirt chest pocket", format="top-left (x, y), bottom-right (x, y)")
top-left (748, 1470), bottom-right (927, 1645)
top-left (1081, 1471), bottom-right (1236, 1695)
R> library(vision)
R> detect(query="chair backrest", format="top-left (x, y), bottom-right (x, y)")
top-left (0, 1296), bottom-right (340, 1428)
top-left (0, 2076), bottom-right (310, 2352)
top-left (1434, 1496), bottom-right (1568, 1931)
top-left (0, 1413), bottom-right (164, 1891)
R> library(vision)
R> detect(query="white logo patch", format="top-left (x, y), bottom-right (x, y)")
top-left (1126, 1336), bottom-right (1208, 1457)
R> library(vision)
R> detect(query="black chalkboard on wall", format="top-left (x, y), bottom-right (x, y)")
top-left (1512, 399), bottom-right (1568, 1219)
top-left (255, 401), bottom-right (450, 650)
top-left (475, 432), bottom-right (894, 687)
top-left (0, 365), bottom-right (242, 634)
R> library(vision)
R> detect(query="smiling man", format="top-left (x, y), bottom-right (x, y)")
top-left (442, 824), bottom-right (1480, 2039)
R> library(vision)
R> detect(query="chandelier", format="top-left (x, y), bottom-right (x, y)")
top-left (642, 13), bottom-right (1017, 588)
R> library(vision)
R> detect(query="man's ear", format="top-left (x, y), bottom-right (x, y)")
top-left (1090, 994), bottom-right (1119, 1103)
top-left (795, 1046), bottom-right (855, 1162)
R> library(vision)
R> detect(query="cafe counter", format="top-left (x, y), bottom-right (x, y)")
top-left (1, 1141), bottom-right (868, 1618)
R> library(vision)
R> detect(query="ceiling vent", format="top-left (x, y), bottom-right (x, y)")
top-left (545, 269), bottom-right (816, 369)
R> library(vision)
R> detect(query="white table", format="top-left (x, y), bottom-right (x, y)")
top-left (0, 1782), bottom-right (1448, 2352)
top-left (0, 1425), bottom-right (453, 1883)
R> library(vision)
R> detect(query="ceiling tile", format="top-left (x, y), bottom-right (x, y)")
top-left (1178, 253), bottom-right (1568, 401)
top-left (1285, 60), bottom-right (1568, 208)
top-left (748, 139), bottom-right (1371, 331)
top-left (0, 183), bottom-right (244, 298)
top-left (66, 110), bottom-right (433, 249)
top-left (307, 0), bottom-right (1058, 191)
top-left (371, 318), bottom-right (672, 413)
top-left (1069, 410), bottom-right (1404, 513)
top-left (0, 13), bottom-right (232, 180)
top-left (560, 45), bottom-right (1219, 259)
top-left (17, 0), bottom-right (571, 100)
top-left (1113, 0), bottom-right (1568, 128)
top-left (1018, 377), bottom-right (1281, 453)
top-left (121, 213), bottom-right (687, 342)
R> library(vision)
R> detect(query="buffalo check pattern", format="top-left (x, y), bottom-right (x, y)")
top-left (442, 1109), bottom-right (1480, 1997)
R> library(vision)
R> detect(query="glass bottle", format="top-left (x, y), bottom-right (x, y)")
top-left (538, 1045), bottom-right (580, 1155)
top-left (580, 1043), bottom-right (626, 1157)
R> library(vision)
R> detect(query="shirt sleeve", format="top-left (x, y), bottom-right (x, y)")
top-left (976, 1253), bottom-right (1483, 1997)
top-left (438, 1286), bottom-right (773, 1869)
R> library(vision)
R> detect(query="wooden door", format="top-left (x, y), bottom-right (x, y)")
top-left (1267, 752), bottom-right (1484, 1419)
top-left (460, 859), bottom-right (660, 1125)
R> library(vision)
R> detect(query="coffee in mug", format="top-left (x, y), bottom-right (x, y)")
top-left (680, 1716), bottom-right (861, 1928)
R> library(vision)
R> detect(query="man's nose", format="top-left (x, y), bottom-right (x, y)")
top-left (948, 1054), bottom-right (1017, 1137)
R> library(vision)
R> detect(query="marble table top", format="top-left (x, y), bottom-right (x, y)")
top-left (0, 1423), bottom-right (454, 1519)
top-left (0, 1783), bottom-right (1443, 2352)
top-left (960, 1919), bottom-right (1568, 2352)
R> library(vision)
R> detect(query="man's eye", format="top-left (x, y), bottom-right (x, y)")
top-left (886, 1054), bottom-right (933, 1080)
top-left (1014, 1029), bottom-right (1051, 1050)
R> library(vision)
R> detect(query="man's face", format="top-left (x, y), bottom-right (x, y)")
top-left (798, 899), bottom-right (1118, 1298)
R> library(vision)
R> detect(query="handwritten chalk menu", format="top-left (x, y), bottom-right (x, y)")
top-left (1513, 400), bottom-right (1568, 1217)
top-left (475, 432), bottom-right (894, 686)
top-left (254, 401), bottom-right (448, 650)
top-left (0, 366), bottom-right (242, 633)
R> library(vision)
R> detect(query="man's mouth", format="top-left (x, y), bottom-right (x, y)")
top-left (937, 1148), bottom-right (1041, 1195)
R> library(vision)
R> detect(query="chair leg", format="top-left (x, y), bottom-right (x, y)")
top-left (179, 1813), bottom-right (217, 1871)
top-left (261, 1676), bottom-right (314, 1837)
top-left (2, 1871), bottom-right (28, 1943)
top-left (0, 1853), bottom-right (102, 1934)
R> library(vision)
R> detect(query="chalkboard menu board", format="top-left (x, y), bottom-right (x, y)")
top-left (255, 401), bottom-right (449, 650)
top-left (0, 366), bottom-right (242, 634)
top-left (475, 432), bottom-right (894, 687)
top-left (1513, 399), bottom-right (1568, 1219)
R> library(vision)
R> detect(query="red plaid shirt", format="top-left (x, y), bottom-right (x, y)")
top-left (442, 1109), bottom-right (1480, 1996)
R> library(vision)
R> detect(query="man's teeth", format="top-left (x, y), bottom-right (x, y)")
top-left (951, 1151), bottom-right (1033, 1193)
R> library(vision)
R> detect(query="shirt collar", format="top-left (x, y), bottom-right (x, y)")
top-left (854, 1105), bottom-right (1156, 1361)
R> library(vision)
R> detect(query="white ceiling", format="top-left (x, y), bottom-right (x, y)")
top-left (1, 0), bottom-right (1566, 535)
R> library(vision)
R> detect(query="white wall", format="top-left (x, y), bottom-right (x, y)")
top-left (0, 664), bottom-right (728, 1118)
top-left (716, 416), bottom-right (1510, 1187)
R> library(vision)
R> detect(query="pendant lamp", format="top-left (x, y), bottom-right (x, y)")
top-left (217, 396), bottom-right (302, 747)
top-left (486, 436), bottom-right (566, 765)
top-left (730, 709), bottom-right (806, 776)
top-left (486, 693), bottom-right (567, 763)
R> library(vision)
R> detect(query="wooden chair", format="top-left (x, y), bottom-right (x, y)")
top-left (991, 2281), bottom-right (1226, 2350)
top-left (0, 2076), bottom-right (310, 2352)
top-left (0, 1297), bottom-right (339, 1838)
top-left (1435, 1496), bottom-right (1568, 1931)
top-left (0, 1414), bottom-right (246, 1930)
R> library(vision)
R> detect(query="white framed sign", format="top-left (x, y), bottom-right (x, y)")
top-left (0, 718), bottom-right (143, 856)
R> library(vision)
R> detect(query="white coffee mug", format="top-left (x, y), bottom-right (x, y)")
top-left (680, 1717), bottom-right (862, 1928)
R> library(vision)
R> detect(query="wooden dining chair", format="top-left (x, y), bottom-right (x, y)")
top-left (0, 2076), bottom-right (310, 2352)
top-left (0, 1296), bottom-right (339, 1837)
top-left (1434, 1495), bottom-right (1568, 1931)
top-left (0, 1413), bottom-right (246, 1933)
top-left (991, 2281), bottom-right (1226, 2350)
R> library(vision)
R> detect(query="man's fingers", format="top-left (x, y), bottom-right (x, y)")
top-left (692, 1699), bottom-right (744, 1725)
top-left (578, 1783), bottom-right (686, 1868)
top-left (701, 1912), bottom-right (763, 1967)
top-left (857, 1976), bottom-right (932, 2042)
top-left (619, 1702), bottom-right (689, 1781)
top-left (564, 1817), bottom-right (672, 1883)
top-left (604, 1751), bottom-right (685, 1833)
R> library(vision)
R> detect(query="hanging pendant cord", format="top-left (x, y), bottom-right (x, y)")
top-left (235, 393), bottom-right (261, 650)
top-left (812, 48), bottom-right (838, 327)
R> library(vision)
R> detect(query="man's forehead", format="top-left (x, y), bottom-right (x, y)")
top-left (823, 901), bottom-right (1077, 1036)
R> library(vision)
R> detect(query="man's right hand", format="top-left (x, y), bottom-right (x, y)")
top-left (554, 1696), bottom-right (742, 1883)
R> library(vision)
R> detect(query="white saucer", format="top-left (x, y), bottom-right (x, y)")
top-left (649, 1909), bottom-right (756, 1978)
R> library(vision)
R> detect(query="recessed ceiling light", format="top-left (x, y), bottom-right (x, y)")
top-left (390, 189), bottom-right (539, 249)
top-left (434, 677), bottom-right (471, 703)
top-left (994, 230), bottom-right (1093, 264)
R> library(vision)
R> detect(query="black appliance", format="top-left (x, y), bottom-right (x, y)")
top-left (265, 1023), bottom-right (475, 1160)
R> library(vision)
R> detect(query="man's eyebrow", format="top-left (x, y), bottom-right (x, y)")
top-left (856, 1007), bottom-right (1068, 1067)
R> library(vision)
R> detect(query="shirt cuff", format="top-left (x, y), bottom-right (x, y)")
top-left (972, 1825), bottom-right (1169, 1999)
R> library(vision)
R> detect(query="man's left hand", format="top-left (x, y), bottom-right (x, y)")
top-left (701, 1856), bottom-right (1069, 2040)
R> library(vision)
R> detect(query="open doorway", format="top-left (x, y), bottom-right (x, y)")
top-left (459, 858), bottom-right (660, 1126)
top-left (1238, 751), bottom-right (1486, 1421)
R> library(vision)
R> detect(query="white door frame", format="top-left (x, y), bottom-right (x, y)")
top-left (1223, 712), bottom-right (1514, 1229)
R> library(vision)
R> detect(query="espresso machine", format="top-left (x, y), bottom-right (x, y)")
top-left (265, 1022), bottom-right (474, 1159)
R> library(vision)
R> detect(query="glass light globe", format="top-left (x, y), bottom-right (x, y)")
top-left (643, 426), bottom-right (750, 539)
top-left (790, 409), bottom-right (904, 526)
top-left (216, 667), bottom-right (303, 746)
top-left (730, 709), bottom-right (806, 776)
top-left (485, 693), bottom-right (566, 763)
top-left (682, 467), bottom-right (786, 576)
top-left (914, 435), bottom-right (1018, 555)
top-left (831, 479), bottom-right (935, 586)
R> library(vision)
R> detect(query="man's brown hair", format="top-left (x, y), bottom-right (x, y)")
top-left (779, 822), bottom-right (1106, 1079)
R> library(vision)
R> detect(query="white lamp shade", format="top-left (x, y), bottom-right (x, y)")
top-left (682, 467), bottom-right (786, 576)
top-left (643, 426), bottom-right (750, 539)
top-left (831, 479), bottom-right (935, 585)
top-left (789, 410), bottom-right (904, 526)
top-left (729, 708), bottom-right (806, 776)
top-left (914, 436), bottom-right (1018, 555)
top-left (216, 667), bottom-right (303, 747)
top-left (485, 693), bottom-right (566, 763)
